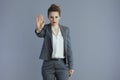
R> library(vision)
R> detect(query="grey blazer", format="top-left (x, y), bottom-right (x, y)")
top-left (35, 23), bottom-right (73, 69)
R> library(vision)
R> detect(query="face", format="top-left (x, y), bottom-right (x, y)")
top-left (48, 11), bottom-right (60, 26)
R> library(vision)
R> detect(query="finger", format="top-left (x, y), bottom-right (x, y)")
top-left (41, 15), bottom-right (44, 21)
top-left (69, 70), bottom-right (74, 75)
top-left (37, 15), bottom-right (41, 23)
top-left (36, 16), bottom-right (39, 26)
top-left (38, 15), bottom-right (41, 22)
top-left (40, 15), bottom-right (44, 23)
top-left (41, 20), bottom-right (45, 28)
top-left (36, 16), bottom-right (41, 26)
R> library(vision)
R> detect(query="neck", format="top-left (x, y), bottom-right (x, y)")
top-left (52, 24), bottom-right (59, 28)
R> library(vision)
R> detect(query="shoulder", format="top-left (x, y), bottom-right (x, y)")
top-left (60, 24), bottom-right (70, 31)
top-left (42, 23), bottom-right (51, 30)
top-left (44, 23), bottom-right (51, 27)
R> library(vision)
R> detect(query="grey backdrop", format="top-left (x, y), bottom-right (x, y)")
top-left (0, 0), bottom-right (120, 80)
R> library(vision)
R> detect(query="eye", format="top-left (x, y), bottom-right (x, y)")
top-left (55, 16), bottom-right (58, 18)
top-left (50, 16), bottom-right (53, 18)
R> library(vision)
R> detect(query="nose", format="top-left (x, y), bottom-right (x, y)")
top-left (53, 17), bottom-right (55, 21)
top-left (52, 19), bottom-right (56, 23)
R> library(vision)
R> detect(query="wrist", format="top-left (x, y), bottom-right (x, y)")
top-left (36, 28), bottom-right (42, 33)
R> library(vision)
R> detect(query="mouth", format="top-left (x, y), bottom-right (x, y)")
top-left (53, 22), bottom-right (56, 24)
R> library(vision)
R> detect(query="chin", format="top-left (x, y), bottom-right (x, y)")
top-left (51, 23), bottom-right (58, 26)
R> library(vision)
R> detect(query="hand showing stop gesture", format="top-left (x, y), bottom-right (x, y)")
top-left (36, 15), bottom-right (45, 32)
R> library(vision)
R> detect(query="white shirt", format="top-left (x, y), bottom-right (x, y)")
top-left (51, 26), bottom-right (64, 58)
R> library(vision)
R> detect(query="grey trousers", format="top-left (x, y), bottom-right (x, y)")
top-left (42, 59), bottom-right (69, 80)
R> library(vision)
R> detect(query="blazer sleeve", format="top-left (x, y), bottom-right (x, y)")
top-left (35, 25), bottom-right (47, 38)
top-left (67, 27), bottom-right (74, 69)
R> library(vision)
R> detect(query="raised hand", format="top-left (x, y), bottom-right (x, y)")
top-left (36, 15), bottom-right (45, 32)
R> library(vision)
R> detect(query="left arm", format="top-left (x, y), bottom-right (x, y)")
top-left (67, 27), bottom-right (74, 76)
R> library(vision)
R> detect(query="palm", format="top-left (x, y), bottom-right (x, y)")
top-left (36, 15), bottom-right (45, 29)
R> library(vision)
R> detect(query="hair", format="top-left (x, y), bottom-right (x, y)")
top-left (47, 4), bottom-right (61, 17)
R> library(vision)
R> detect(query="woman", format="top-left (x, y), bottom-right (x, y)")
top-left (35, 4), bottom-right (74, 80)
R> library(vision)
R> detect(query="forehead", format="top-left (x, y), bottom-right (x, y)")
top-left (49, 11), bottom-right (59, 16)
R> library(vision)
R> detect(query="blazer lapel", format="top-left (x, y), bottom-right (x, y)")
top-left (48, 23), bottom-right (52, 38)
top-left (59, 25), bottom-right (66, 41)
top-left (59, 24), bottom-right (67, 60)
top-left (47, 24), bottom-right (53, 50)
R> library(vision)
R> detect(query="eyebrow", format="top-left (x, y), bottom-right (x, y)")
top-left (50, 16), bottom-right (58, 17)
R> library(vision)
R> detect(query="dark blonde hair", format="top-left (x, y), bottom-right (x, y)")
top-left (48, 4), bottom-right (61, 17)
